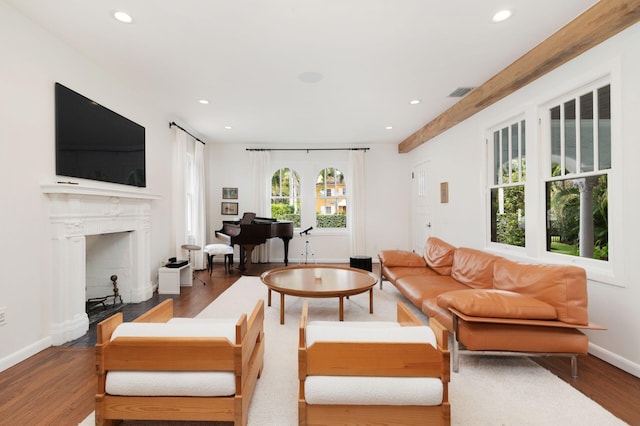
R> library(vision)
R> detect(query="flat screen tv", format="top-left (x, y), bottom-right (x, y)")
top-left (55, 82), bottom-right (146, 187)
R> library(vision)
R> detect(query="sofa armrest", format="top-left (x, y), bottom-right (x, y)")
top-left (378, 250), bottom-right (426, 267)
top-left (449, 308), bottom-right (606, 330)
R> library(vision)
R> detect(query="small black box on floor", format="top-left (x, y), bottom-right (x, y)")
top-left (350, 256), bottom-right (372, 272)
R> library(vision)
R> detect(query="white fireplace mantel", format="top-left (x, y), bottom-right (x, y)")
top-left (41, 183), bottom-right (161, 200)
top-left (42, 183), bottom-right (160, 345)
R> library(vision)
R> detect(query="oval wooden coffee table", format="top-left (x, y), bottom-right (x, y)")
top-left (260, 265), bottom-right (378, 324)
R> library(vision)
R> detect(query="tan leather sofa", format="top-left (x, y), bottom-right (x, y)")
top-left (378, 237), bottom-right (604, 377)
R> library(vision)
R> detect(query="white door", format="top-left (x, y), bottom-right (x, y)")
top-left (412, 161), bottom-right (432, 254)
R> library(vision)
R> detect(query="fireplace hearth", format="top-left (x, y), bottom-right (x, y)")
top-left (86, 300), bottom-right (126, 326)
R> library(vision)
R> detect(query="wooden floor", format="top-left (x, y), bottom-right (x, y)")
top-left (0, 263), bottom-right (639, 426)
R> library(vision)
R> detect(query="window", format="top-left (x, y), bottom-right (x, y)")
top-left (489, 119), bottom-right (526, 247)
top-left (315, 167), bottom-right (346, 228)
top-left (271, 168), bottom-right (301, 227)
top-left (545, 84), bottom-right (610, 261)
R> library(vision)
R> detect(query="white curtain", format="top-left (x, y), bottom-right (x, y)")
top-left (348, 149), bottom-right (366, 256)
top-left (193, 141), bottom-right (206, 270)
top-left (250, 150), bottom-right (271, 262)
top-left (172, 126), bottom-right (206, 270)
top-left (172, 127), bottom-right (188, 262)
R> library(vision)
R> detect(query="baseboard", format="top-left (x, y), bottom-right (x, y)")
top-left (0, 337), bottom-right (51, 373)
top-left (589, 342), bottom-right (640, 379)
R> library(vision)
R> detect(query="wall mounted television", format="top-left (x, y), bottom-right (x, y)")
top-left (55, 82), bottom-right (146, 187)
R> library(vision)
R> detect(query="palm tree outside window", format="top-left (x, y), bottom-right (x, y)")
top-left (271, 168), bottom-right (301, 227)
top-left (545, 83), bottom-right (610, 261)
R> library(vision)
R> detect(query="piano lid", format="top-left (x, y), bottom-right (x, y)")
top-left (240, 212), bottom-right (256, 224)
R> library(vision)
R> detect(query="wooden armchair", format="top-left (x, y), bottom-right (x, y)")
top-left (298, 301), bottom-right (450, 425)
top-left (95, 299), bottom-right (264, 426)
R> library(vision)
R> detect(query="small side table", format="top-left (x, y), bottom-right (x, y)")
top-left (158, 263), bottom-right (191, 294)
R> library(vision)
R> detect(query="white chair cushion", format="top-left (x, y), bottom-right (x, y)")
top-left (105, 321), bottom-right (237, 397)
top-left (306, 322), bottom-right (437, 348)
top-left (106, 371), bottom-right (236, 397)
top-left (167, 317), bottom-right (237, 325)
top-left (305, 376), bottom-right (443, 406)
top-left (204, 244), bottom-right (233, 255)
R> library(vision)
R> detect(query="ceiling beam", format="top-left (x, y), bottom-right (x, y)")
top-left (398, 0), bottom-right (640, 154)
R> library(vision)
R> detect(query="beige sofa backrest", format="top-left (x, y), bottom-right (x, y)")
top-left (493, 258), bottom-right (589, 325)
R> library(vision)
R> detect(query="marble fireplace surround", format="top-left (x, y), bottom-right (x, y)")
top-left (42, 184), bottom-right (160, 345)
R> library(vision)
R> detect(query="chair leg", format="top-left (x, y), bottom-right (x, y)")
top-left (225, 253), bottom-right (233, 272)
top-left (452, 314), bottom-right (460, 373)
top-left (207, 254), bottom-right (213, 276)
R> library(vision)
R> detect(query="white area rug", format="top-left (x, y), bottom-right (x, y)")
top-left (81, 276), bottom-right (626, 425)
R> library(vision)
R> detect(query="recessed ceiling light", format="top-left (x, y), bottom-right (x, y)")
top-left (385, 126), bottom-right (393, 130)
top-left (409, 99), bottom-right (421, 105)
top-left (198, 99), bottom-right (209, 105)
top-left (492, 9), bottom-right (512, 23)
top-left (113, 11), bottom-right (133, 24)
top-left (224, 126), bottom-right (233, 130)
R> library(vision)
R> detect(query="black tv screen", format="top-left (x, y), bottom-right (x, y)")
top-left (55, 82), bottom-right (146, 187)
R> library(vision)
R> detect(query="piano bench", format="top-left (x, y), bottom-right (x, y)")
top-left (204, 244), bottom-right (234, 275)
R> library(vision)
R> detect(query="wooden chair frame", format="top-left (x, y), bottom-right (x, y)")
top-left (95, 299), bottom-right (264, 426)
top-left (298, 301), bottom-right (451, 426)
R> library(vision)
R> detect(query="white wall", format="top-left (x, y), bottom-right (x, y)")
top-left (407, 23), bottom-right (640, 377)
top-left (206, 143), bottom-right (410, 264)
top-left (0, 2), bottom-right (410, 372)
top-left (0, 2), bottom-right (175, 371)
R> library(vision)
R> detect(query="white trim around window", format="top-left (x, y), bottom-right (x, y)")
top-left (538, 68), bottom-right (624, 287)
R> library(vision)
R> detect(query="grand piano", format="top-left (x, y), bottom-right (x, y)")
top-left (215, 212), bottom-right (294, 272)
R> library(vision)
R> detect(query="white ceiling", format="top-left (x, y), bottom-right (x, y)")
top-left (7, 0), bottom-right (598, 146)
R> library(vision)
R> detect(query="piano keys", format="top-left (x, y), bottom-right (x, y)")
top-left (215, 212), bottom-right (294, 272)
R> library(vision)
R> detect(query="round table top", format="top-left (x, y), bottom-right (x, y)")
top-left (260, 265), bottom-right (377, 298)
top-left (181, 244), bottom-right (202, 251)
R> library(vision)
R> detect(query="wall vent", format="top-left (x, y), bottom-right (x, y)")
top-left (0, 307), bottom-right (6, 327)
top-left (448, 87), bottom-right (475, 97)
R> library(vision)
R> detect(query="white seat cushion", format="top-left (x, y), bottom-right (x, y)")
top-left (204, 244), bottom-right (233, 255)
top-left (305, 376), bottom-right (443, 406)
top-left (306, 322), bottom-right (437, 347)
top-left (105, 321), bottom-right (237, 397)
top-left (167, 317), bottom-right (236, 325)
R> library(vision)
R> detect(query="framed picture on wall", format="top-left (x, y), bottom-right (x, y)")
top-left (222, 187), bottom-right (238, 199)
top-left (440, 182), bottom-right (449, 203)
top-left (221, 202), bottom-right (238, 215)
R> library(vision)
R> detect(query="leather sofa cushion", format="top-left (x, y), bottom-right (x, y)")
top-left (396, 276), bottom-right (468, 308)
top-left (422, 298), bottom-right (455, 331)
top-left (382, 266), bottom-right (439, 285)
top-left (423, 237), bottom-right (456, 275)
top-left (437, 289), bottom-right (558, 320)
top-left (378, 250), bottom-right (426, 267)
top-left (450, 248), bottom-right (497, 289)
top-left (493, 258), bottom-right (588, 325)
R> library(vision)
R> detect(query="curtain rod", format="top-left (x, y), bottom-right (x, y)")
top-left (169, 121), bottom-right (205, 145)
top-left (246, 147), bottom-right (369, 152)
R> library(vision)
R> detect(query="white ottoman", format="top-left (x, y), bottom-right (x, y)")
top-left (204, 244), bottom-right (234, 275)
